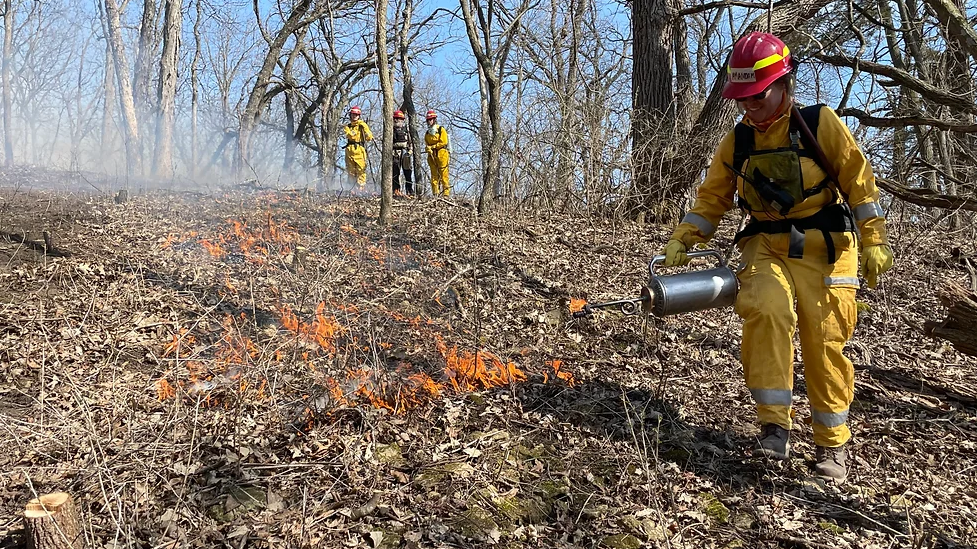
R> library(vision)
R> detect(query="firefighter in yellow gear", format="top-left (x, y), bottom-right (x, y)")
top-left (661, 33), bottom-right (893, 484)
top-left (343, 105), bottom-right (374, 190)
top-left (424, 110), bottom-right (450, 196)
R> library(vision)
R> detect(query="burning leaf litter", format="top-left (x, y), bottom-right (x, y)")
top-left (0, 180), bottom-right (975, 548)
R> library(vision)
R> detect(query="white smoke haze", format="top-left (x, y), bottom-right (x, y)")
top-left (0, 0), bottom-right (458, 194)
top-left (0, 0), bottom-right (633, 202)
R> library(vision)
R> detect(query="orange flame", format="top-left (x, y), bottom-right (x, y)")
top-left (569, 298), bottom-right (587, 314)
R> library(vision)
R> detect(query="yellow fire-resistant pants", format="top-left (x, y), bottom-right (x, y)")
top-left (735, 229), bottom-right (859, 448)
top-left (345, 145), bottom-right (368, 187)
top-left (428, 149), bottom-right (450, 196)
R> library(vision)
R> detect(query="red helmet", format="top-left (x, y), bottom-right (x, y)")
top-left (393, 110), bottom-right (405, 119)
top-left (425, 110), bottom-right (437, 120)
top-left (350, 105), bottom-right (362, 115)
top-left (722, 33), bottom-right (792, 100)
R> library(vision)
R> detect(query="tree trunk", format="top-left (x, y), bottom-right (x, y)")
top-left (631, 0), bottom-right (676, 217)
top-left (459, 0), bottom-right (528, 214)
top-left (24, 492), bottom-right (86, 549)
top-left (190, 0), bottom-right (202, 178)
top-left (152, 0), bottom-right (180, 179)
top-left (281, 32), bottom-right (305, 172)
top-left (2, 0), bottom-right (14, 166)
top-left (377, 0), bottom-right (393, 224)
top-left (104, 0), bottom-right (142, 176)
top-left (397, 0), bottom-right (425, 193)
top-left (101, 38), bottom-right (116, 162)
top-left (134, 0), bottom-right (158, 116)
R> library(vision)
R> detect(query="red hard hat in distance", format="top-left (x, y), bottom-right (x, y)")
top-left (393, 110), bottom-right (405, 119)
top-left (350, 105), bottom-right (362, 115)
top-left (425, 110), bottom-right (437, 120)
top-left (722, 32), bottom-right (792, 100)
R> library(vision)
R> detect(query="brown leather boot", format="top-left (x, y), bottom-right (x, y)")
top-left (755, 423), bottom-right (790, 460)
top-left (815, 444), bottom-right (848, 483)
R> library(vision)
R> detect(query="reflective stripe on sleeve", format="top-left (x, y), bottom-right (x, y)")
top-left (812, 408), bottom-right (849, 428)
top-left (750, 388), bottom-right (792, 406)
top-left (682, 213), bottom-right (715, 237)
top-left (853, 202), bottom-right (884, 220)
top-left (824, 276), bottom-right (860, 287)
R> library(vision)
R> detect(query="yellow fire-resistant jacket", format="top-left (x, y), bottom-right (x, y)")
top-left (344, 120), bottom-right (374, 146)
top-left (671, 105), bottom-right (887, 249)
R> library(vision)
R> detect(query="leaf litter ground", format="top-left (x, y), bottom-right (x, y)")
top-left (0, 172), bottom-right (975, 548)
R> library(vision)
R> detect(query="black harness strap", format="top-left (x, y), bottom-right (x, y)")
top-left (733, 204), bottom-right (855, 264)
top-left (732, 104), bottom-right (857, 263)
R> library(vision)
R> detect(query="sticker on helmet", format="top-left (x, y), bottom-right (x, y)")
top-left (729, 68), bottom-right (756, 83)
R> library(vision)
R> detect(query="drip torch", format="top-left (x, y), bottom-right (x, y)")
top-left (573, 250), bottom-right (738, 319)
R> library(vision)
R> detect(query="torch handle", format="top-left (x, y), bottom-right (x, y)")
top-left (649, 249), bottom-right (726, 277)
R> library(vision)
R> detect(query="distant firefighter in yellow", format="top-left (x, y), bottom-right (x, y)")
top-left (424, 110), bottom-right (450, 196)
top-left (343, 105), bottom-right (374, 190)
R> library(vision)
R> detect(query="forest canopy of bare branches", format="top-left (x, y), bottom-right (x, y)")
top-left (0, 0), bottom-right (973, 221)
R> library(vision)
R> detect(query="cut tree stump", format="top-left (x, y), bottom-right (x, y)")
top-left (925, 282), bottom-right (977, 357)
top-left (23, 492), bottom-right (86, 549)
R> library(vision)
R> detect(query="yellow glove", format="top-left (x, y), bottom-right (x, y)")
top-left (425, 146), bottom-right (433, 155)
top-left (662, 239), bottom-right (690, 267)
top-left (860, 244), bottom-right (894, 289)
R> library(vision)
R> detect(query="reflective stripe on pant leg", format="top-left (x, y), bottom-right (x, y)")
top-left (735, 234), bottom-right (797, 430)
top-left (792, 230), bottom-right (857, 447)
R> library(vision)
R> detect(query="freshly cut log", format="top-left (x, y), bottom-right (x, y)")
top-left (925, 282), bottom-right (977, 357)
top-left (23, 492), bottom-right (86, 549)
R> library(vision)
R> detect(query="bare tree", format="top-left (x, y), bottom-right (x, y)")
top-left (378, 0), bottom-right (394, 223)
top-left (1, 0), bottom-right (13, 166)
top-left (236, 0), bottom-right (326, 176)
top-left (395, 0), bottom-right (426, 192)
top-left (152, 0), bottom-right (180, 178)
top-left (190, 0), bottom-right (202, 177)
top-left (103, 0), bottom-right (142, 175)
top-left (459, 0), bottom-right (535, 214)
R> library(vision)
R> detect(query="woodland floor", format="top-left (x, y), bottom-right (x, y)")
top-left (0, 167), bottom-right (976, 549)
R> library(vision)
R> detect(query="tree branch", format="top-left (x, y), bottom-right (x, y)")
top-left (837, 107), bottom-right (977, 132)
top-left (678, 0), bottom-right (782, 16)
top-left (816, 53), bottom-right (977, 115)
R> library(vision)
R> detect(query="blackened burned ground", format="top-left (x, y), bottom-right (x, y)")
top-left (0, 175), bottom-right (975, 549)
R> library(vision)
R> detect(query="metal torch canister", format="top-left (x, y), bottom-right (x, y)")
top-left (647, 249), bottom-right (739, 317)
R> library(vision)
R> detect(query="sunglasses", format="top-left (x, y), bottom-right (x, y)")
top-left (739, 87), bottom-right (774, 102)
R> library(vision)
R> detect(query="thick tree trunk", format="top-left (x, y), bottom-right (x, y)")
top-left (2, 0), bottom-right (14, 166)
top-left (377, 0), bottom-right (393, 224)
top-left (24, 492), bottom-right (86, 549)
top-left (152, 0), bottom-right (181, 179)
top-left (134, 0), bottom-right (158, 109)
top-left (104, 0), bottom-right (142, 176)
top-left (631, 0), bottom-right (676, 218)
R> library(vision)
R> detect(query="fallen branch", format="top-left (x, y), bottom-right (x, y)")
top-left (875, 178), bottom-right (977, 212)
